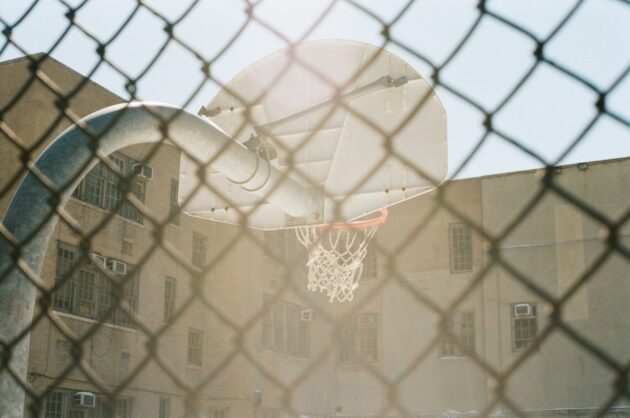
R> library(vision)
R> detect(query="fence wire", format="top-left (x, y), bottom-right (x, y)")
top-left (1, 1), bottom-right (629, 418)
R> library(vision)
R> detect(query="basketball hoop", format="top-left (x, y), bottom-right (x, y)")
top-left (295, 209), bottom-right (388, 303)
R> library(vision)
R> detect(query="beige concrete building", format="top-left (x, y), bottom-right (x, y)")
top-left (1, 55), bottom-right (629, 418)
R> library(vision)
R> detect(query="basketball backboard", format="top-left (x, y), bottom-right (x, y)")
top-left (179, 39), bottom-right (447, 230)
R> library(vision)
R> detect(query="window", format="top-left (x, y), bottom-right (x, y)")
top-left (262, 296), bottom-right (310, 358)
top-left (45, 389), bottom-right (131, 418)
top-left (439, 310), bottom-right (475, 357)
top-left (116, 398), bottom-right (133, 418)
top-left (53, 242), bottom-right (139, 328)
top-left (362, 243), bottom-right (378, 280)
top-left (512, 303), bottom-right (538, 351)
top-left (121, 240), bottom-right (133, 256)
top-left (159, 398), bottom-right (170, 418)
top-left (449, 223), bottom-right (472, 272)
top-left (265, 230), bottom-right (287, 260)
top-left (337, 313), bottom-right (379, 365)
top-left (170, 179), bottom-right (180, 225)
top-left (45, 390), bottom-right (63, 418)
top-left (72, 153), bottom-right (145, 224)
top-left (192, 232), bottom-right (208, 269)
top-left (164, 277), bottom-right (176, 322)
top-left (188, 328), bottom-right (203, 366)
top-left (209, 407), bottom-right (227, 418)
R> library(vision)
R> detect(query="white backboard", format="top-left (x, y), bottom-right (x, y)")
top-left (180, 39), bottom-right (447, 230)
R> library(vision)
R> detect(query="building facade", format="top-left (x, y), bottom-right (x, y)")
top-left (1, 55), bottom-right (629, 418)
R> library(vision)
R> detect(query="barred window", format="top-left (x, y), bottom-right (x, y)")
top-left (188, 328), bottom-right (203, 366)
top-left (192, 232), bottom-right (208, 268)
top-left (53, 242), bottom-right (139, 328)
top-left (72, 153), bottom-right (145, 224)
top-left (169, 179), bottom-right (180, 225)
top-left (439, 310), bottom-right (476, 357)
top-left (449, 223), bottom-right (472, 272)
top-left (337, 313), bottom-right (379, 365)
top-left (262, 296), bottom-right (310, 358)
top-left (512, 303), bottom-right (538, 351)
top-left (159, 398), bottom-right (170, 418)
top-left (164, 277), bottom-right (176, 323)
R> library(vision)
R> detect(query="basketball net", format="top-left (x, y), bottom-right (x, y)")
top-left (295, 209), bottom-right (388, 303)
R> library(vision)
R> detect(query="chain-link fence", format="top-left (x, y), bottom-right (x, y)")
top-left (1, 1), bottom-right (629, 418)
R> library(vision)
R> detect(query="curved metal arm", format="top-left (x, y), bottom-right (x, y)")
top-left (0, 102), bottom-right (319, 417)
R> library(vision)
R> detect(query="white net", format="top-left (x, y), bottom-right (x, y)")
top-left (295, 224), bottom-right (379, 303)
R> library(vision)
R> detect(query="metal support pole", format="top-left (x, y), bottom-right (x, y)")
top-left (0, 102), bottom-right (319, 417)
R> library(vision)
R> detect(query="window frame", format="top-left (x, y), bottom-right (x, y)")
top-left (337, 312), bottom-right (380, 366)
top-left (53, 242), bottom-right (140, 328)
top-left (115, 397), bottom-right (133, 418)
top-left (265, 230), bottom-right (288, 261)
top-left (209, 407), bottom-right (228, 418)
top-left (169, 179), bottom-right (180, 225)
top-left (72, 153), bottom-right (146, 225)
top-left (45, 389), bottom-right (132, 418)
top-left (511, 303), bottom-right (539, 352)
top-left (438, 310), bottom-right (476, 358)
top-left (449, 223), bottom-right (473, 273)
top-left (361, 241), bottom-right (378, 281)
top-left (192, 232), bottom-right (208, 269)
top-left (187, 327), bottom-right (203, 366)
top-left (159, 397), bottom-right (170, 418)
top-left (164, 277), bottom-right (176, 323)
top-left (261, 295), bottom-right (310, 358)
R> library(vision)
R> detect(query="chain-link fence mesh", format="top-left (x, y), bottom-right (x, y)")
top-left (1, 1), bottom-right (629, 418)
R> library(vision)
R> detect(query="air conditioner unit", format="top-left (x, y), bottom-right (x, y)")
top-left (91, 253), bottom-right (107, 268)
top-left (513, 303), bottom-right (533, 317)
top-left (300, 309), bottom-right (313, 322)
top-left (73, 391), bottom-right (96, 408)
top-left (106, 259), bottom-right (127, 275)
top-left (132, 163), bottom-right (153, 180)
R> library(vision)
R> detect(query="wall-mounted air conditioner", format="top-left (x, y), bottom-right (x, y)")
top-left (300, 309), bottom-right (313, 322)
top-left (106, 259), bottom-right (127, 275)
top-left (513, 303), bottom-right (533, 317)
top-left (132, 163), bottom-right (153, 180)
top-left (91, 253), bottom-right (107, 268)
top-left (73, 392), bottom-right (96, 408)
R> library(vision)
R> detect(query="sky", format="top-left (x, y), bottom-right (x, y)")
top-left (1, 0), bottom-right (629, 179)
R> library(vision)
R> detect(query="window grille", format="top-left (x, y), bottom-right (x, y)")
top-left (44, 390), bottom-right (63, 418)
top-left (338, 313), bottom-right (379, 365)
top-left (362, 243), bottom-right (378, 280)
top-left (116, 398), bottom-right (133, 418)
top-left (265, 230), bottom-right (287, 260)
top-left (164, 277), bottom-right (176, 323)
top-left (262, 296), bottom-right (310, 358)
top-left (159, 398), bottom-right (170, 418)
top-left (44, 389), bottom-right (131, 418)
top-left (439, 310), bottom-right (476, 357)
top-left (187, 328), bottom-right (203, 366)
top-left (192, 232), bottom-right (208, 269)
top-left (169, 179), bottom-right (180, 225)
top-left (53, 242), bottom-right (139, 327)
top-left (72, 153), bottom-right (145, 224)
top-left (512, 304), bottom-right (539, 351)
top-left (449, 223), bottom-right (473, 272)
top-left (209, 407), bottom-right (227, 418)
